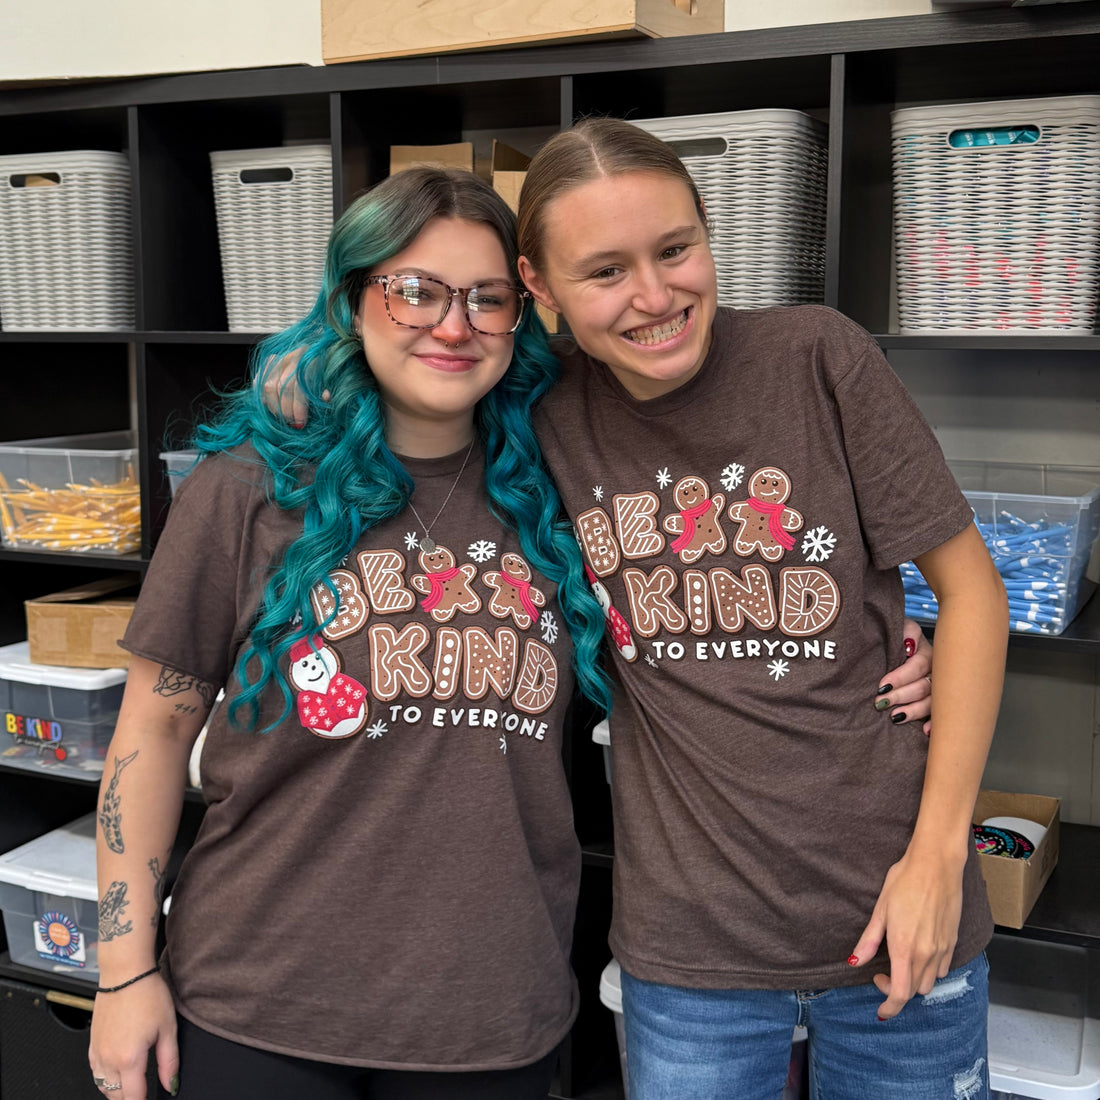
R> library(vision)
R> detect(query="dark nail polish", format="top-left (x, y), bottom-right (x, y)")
top-left (877, 683), bottom-right (892, 695)
top-left (170, 1074), bottom-right (180, 1096)
top-left (891, 712), bottom-right (907, 724)
top-left (874, 698), bottom-right (891, 711)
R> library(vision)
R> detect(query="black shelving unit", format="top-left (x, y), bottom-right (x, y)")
top-left (1, 7), bottom-right (1099, 1096)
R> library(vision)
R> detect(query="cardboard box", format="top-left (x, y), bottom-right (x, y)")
top-left (322, 0), bottom-right (724, 64)
top-left (25, 577), bottom-right (138, 670)
top-left (389, 143), bottom-right (474, 175)
top-left (973, 789), bottom-right (1060, 930)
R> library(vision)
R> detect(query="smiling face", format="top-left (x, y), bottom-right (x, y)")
top-left (358, 216), bottom-right (515, 456)
top-left (749, 467), bottom-right (792, 504)
top-left (519, 171), bottom-right (718, 402)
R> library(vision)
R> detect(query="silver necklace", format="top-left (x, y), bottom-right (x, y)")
top-left (406, 439), bottom-right (476, 553)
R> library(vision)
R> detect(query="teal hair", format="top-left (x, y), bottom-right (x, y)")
top-left (193, 168), bottom-right (612, 727)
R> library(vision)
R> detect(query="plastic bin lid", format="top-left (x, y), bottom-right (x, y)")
top-left (599, 958), bottom-right (622, 1013)
top-left (0, 429), bottom-right (135, 457)
top-left (0, 813), bottom-right (98, 901)
top-left (592, 719), bottom-right (610, 746)
top-left (0, 641), bottom-right (127, 689)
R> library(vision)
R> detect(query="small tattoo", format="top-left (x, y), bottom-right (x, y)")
top-left (149, 856), bottom-right (167, 928)
top-left (154, 666), bottom-right (216, 708)
top-left (99, 880), bottom-right (133, 941)
top-left (98, 750), bottom-right (138, 854)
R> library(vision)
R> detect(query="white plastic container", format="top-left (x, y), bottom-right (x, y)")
top-left (633, 110), bottom-right (828, 309)
top-left (0, 150), bottom-right (135, 331)
top-left (0, 641), bottom-right (126, 779)
top-left (892, 95), bottom-right (1100, 334)
top-left (592, 718), bottom-right (611, 784)
top-left (210, 144), bottom-right (333, 332)
top-left (988, 934), bottom-right (1100, 1100)
top-left (0, 815), bottom-right (99, 982)
top-left (0, 430), bottom-right (140, 555)
top-left (159, 449), bottom-right (201, 498)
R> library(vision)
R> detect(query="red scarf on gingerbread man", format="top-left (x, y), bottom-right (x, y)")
top-left (747, 496), bottom-right (796, 551)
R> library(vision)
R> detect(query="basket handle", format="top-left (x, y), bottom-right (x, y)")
top-left (663, 137), bottom-right (728, 159)
top-left (238, 166), bottom-right (295, 184)
top-left (6, 172), bottom-right (62, 188)
top-left (947, 125), bottom-right (1041, 150)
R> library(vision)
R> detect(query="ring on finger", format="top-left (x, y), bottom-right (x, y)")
top-left (93, 1076), bottom-right (123, 1092)
top-left (924, 674), bottom-right (932, 684)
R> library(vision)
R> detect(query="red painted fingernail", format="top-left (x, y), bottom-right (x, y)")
top-left (904, 638), bottom-right (916, 658)
top-left (877, 1015), bottom-right (887, 1022)
top-left (847, 955), bottom-right (859, 966)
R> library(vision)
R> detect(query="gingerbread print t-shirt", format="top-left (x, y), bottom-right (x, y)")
top-left (122, 442), bottom-right (579, 1069)
top-left (536, 305), bottom-right (993, 990)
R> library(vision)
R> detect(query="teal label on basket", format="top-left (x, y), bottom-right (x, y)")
top-left (33, 910), bottom-right (86, 966)
top-left (3, 711), bottom-right (68, 762)
top-left (948, 126), bottom-right (1040, 148)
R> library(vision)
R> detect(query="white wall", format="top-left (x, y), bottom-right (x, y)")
top-left (0, 1), bottom-right (941, 83)
top-left (0, 0), bottom-right (323, 82)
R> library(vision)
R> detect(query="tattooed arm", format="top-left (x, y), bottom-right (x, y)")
top-left (91, 655), bottom-right (218, 1100)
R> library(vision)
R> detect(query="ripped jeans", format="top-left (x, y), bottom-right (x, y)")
top-left (621, 953), bottom-right (989, 1100)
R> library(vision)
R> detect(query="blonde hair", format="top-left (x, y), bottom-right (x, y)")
top-left (517, 118), bottom-right (707, 271)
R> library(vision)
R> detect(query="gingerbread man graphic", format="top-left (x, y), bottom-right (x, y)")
top-left (289, 636), bottom-right (369, 739)
top-left (410, 543), bottom-right (481, 622)
top-left (662, 474), bottom-right (726, 564)
top-left (727, 466), bottom-right (804, 562)
top-left (484, 552), bottom-right (546, 629)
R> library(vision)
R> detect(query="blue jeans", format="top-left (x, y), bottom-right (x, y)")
top-left (621, 954), bottom-right (989, 1100)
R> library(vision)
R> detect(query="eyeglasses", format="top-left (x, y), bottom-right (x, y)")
top-left (365, 274), bottom-right (529, 336)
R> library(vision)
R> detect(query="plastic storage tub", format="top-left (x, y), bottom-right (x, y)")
top-left (0, 641), bottom-right (126, 779)
top-left (633, 110), bottom-right (828, 310)
top-left (0, 815), bottom-right (99, 983)
top-left (210, 144), bottom-right (333, 332)
top-left (0, 430), bottom-right (140, 554)
top-left (903, 462), bottom-right (1100, 635)
top-left (892, 95), bottom-right (1100, 334)
top-left (0, 150), bottom-right (135, 331)
top-left (159, 449), bottom-right (200, 498)
top-left (988, 934), bottom-right (1100, 1099)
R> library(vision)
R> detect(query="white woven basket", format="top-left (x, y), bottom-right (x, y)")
top-left (892, 95), bottom-right (1100, 334)
top-left (634, 110), bottom-right (828, 309)
top-left (0, 151), bottom-right (134, 331)
top-left (210, 145), bottom-right (333, 333)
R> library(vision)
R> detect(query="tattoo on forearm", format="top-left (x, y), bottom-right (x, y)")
top-left (99, 880), bottom-right (133, 941)
top-left (98, 750), bottom-right (138, 854)
top-left (154, 666), bottom-right (216, 708)
top-left (149, 856), bottom-right (167, 928)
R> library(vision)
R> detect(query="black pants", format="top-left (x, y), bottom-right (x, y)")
top-left (162, 1015), bottom-right (559, 1100)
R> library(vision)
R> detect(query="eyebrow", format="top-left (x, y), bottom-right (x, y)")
top-left (571, 225), bottom-right (702, 272)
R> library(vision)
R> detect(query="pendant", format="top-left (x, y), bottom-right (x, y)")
top-left (419, 536), bottom-right (436, 552)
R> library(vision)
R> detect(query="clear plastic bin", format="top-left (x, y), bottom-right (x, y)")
top-left (903, 462), bottom-right (1100, 635)
top-left (0, 431), bottom-right (139, 554)
top-left (988, 934), bottom-right (1100, 1099)
top-left (0, 815), bottom-right (99, 983)
top-left (159, 449), bottom-right (200, 498)
top-left (0, 641), bottom-right (126, 779)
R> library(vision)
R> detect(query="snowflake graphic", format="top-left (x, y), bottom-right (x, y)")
top-left (644, 652), bottom-right (658, 668)
top-left (366, 720), bottom-right (388, 739)
top-left (467, 539), bottom-right (497, 563)
top-left (540, 610), bottom-right (559, 644)
top-left (721, 462), bottom-right (746, 492)
top-left (656, 467), bottom-right (673, 489)
top-left (593, 485), bottom-right (605, 502)
top-left (801, 525), bottom-right (837, 563)
top-left (767, 660), bottom-right (789, 681)
top-left (404, 531), bottom-right (420, 551)
top-left (499, 735), bottom-right (507, 754)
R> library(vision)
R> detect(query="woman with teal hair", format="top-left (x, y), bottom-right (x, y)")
top-left (88, 167), bottom-right (611, 1099)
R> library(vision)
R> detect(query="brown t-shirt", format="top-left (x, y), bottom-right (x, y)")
top-left (537, 305), bottom-right (993, 989)
top-left (123, 443), bottom-right (579, 1069)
